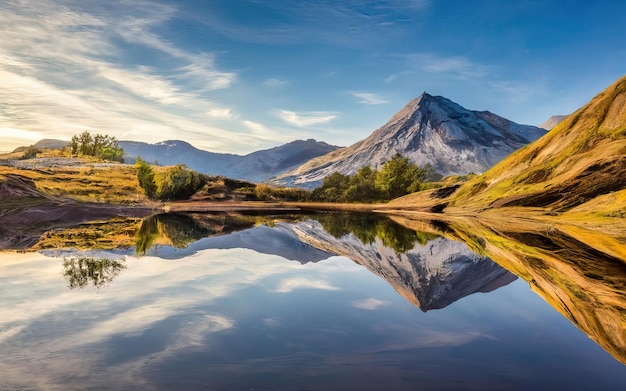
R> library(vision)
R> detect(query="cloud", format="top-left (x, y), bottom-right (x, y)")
top-left (406, 53), bottom-right (490, 79)
top-left (242, 120), bottom-right (271, 134)
top-left (206, 107), bottom-right (236, 120)
top-left (263, 78), bottom-right (289, 87)
top-left (351, 92), bottom-right (389, 105)
top-left (488, 79), bottom-right (547, 103)
top-left (0, 1), bottom-right (248, 153)
top-left (274, 277), bottom-right (340, 293)
top-left (351, 298), bottom-right (390, 310)
top-left (193, 0), bottom-right (430, 47)
top-left (384, 74), bottom-right (397, 84)
top-left (277, 110), bottom-right (338, 127)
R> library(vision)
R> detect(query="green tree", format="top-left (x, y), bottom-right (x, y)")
top-left (375, 153), bottom-right (425, 200)
top-left (68, 131), bottom-right (124, 162)
top-left (345, 165), bottom-right (380, 202)
top-left (309, 172), bottom-right (351, 202)
top-left (135, 156), bottom-right (156, 198)
top-left (154, 164), bottom-right (205, 200)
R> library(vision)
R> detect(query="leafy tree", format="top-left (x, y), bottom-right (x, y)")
top-left (309, 172), bottom-right (351, 202)
top-left (135, 156), bottom-right (157, 198)
top-left (375, 153), bottom-right (426, 199)
top-left (309, 154), bottom-right (440, 202)
top-left (345, 165), bottom-right (380, 202)
top-left (68, 130), bottom-right (124, 162)
top-left (154, 164), bottom-right (205, 200)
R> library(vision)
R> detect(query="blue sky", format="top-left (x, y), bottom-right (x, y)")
top-left (1, 0), bottom-right (625, 153)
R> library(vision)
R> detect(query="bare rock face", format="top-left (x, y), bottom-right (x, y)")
top-left (274, 94), bottom-right (545, 188)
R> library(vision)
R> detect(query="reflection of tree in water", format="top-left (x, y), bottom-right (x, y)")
top-left (135, 215), bottom-right (161, 256)
top-left (62, 257), bottom-right (126, 290)
top-left (313, 213), bottom-right (439, 254)
top-left (135, 214), bottom-right (213, 255)
top-left (134, 213), bottom-right (262, 256)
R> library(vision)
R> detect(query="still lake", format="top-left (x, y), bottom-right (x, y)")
top-left (1, 212), bottom-right (625, 390)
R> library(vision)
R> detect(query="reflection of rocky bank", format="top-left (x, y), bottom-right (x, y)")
top-left (288, 220), bottom-right (516, 311)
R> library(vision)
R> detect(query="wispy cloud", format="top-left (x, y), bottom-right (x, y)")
top-left (206, 107), bottom-right (237, 120)
top-left (277, 110), bottom-right (338, 127)
top-left (263, 78), bottom-right (289, 87)
top-left (193, 0), bottom-right (430, 47)
top-left (0, 0), bottom-right (244, 152)
top-left (405, 53), bottom-right (491, 80)
top-left (351, 92), bottom-right (389, 105)
top-left (488, 79), bottom-right (548, 103)
top-left (242, 120), bottom-right (271, 134)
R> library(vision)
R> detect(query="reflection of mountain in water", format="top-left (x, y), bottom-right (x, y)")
top-left (141, 222), bottom-right (334, 263)
top-left (288, 218), bottom-right (516, 311)
top-left (133, 212), bottom-right (516, 312)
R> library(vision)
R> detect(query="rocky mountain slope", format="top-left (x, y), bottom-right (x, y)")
top-left (273, 93), bottom-right (545, 188)
top-left (539, 114), bottom-right (568, 130)
top-left (120, 139), bottom-right (338, 183)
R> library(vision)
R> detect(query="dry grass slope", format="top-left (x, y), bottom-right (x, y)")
top-left (452, 75), bottom-right (626, 211)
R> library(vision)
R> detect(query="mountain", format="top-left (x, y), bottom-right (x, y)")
top-left (539, 114), bottom-right (568, 130)
top-left (273, 93), bottom-right (545, 188)
top-left (120, 139), bottom-right (338, 183)
top-left (33, 139), bottom-right (69, 149)
top-left (445, 74), bottom-right (626, 213)
top-left (120, 139), bottom-right (237, 174)
top-left (289, 219), bottom-right (516, 311)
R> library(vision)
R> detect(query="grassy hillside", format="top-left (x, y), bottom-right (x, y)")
top-left (453, 75), bottom-right (626, 211)
top-left (0, 163), bottom-right (148, 205)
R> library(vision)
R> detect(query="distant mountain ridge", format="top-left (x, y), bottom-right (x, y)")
top-left (539, 114), bottom-right (568, 130)
top-left (119, 138), bottom-right (339, 183)
top-left (273, 93), bottom-right (546, 188)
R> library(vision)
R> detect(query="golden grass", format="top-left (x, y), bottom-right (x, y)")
top-left (33, 218), bottom-right (144, 250)
top-left (444, 77), bottom-right (626, 213)
top-left (0, 164), bottom-right (149, 205)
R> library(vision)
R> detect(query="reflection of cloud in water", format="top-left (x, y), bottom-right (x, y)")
top-left (263, 317), bottom-right (283, 328)
top-left (352, 298), bottom-right (390, 310)
top-left (0, 248), bottom-right (303, 389)
top-left (372, 323), bottom-right (496, 349)
top-left (274, 277), bottom-right (340, 293)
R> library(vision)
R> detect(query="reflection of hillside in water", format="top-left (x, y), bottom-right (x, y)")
top-left (292, 213), bottom-right (517, 311)
top-left (390, 214), bottom-right (626, 364)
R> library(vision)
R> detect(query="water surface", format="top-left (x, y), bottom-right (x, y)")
top-left (1, 212), bottom-right (625, 390)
